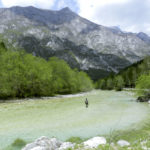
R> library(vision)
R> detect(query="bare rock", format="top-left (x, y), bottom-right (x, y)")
top-left (83, 136), bottom-right (106, 148)
top-left (22, 136), bottom-right (62, 150)
top-left (117, 140), bottom-right (130, 147)
top-left (59, 142), bottom-right (75, 150)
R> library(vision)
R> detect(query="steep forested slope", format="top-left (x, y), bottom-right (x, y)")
top-left (96, 57), bottom-right (150, 91)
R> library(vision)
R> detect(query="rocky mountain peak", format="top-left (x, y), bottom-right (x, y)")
top-left (60, 7), bottom-right (72, 12)
top-left (137, 32), bottom-right (150, 44)
top-left (0, 6), bottom-right (150, 80)
top-left (3, 6), bottom-right (78, 25)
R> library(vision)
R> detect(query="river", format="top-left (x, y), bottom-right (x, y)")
top-left (0, 90), bottom-right (149, 148)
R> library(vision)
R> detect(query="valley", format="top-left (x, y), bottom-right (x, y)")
top-left (1, 90), bottom-right (150, 149)
top-left (0, 5), bottom-right (150, 150)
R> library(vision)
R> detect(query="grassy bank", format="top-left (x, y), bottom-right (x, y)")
top-left (5, 120), bottom-right (150, 150)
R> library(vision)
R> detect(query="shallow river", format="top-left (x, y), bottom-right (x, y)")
top-left (0, 90), bottom-right (150, 148)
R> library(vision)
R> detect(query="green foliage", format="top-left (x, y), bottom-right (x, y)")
top-left (11, 138), bottom-right (26, 147)
top-left (5, 138), bottom-right (26, 150)
top-left (106, 78), bottom-right (114, 90)
top-left (136, 72), bottom-right (150, 96)
top-left (48, 57), bottom-right (93, 94)
top-left (66, 137), bottom-right (84, 144)
top-left (96, 57), bottom-right (150, 91)
top-left (114, 76), bottom-right (125, 91)
top-left (0, 44), bottom-right (93, 99)
top-left (95, 79), bottom-right (106, 90)
top-left (0, 41), bottom-right (7, 54)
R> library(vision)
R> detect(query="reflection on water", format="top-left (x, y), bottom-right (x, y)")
top-left (0, 90), bottom-right (149, 148)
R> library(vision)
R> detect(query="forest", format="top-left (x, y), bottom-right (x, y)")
top-left (96, 57), bottom-right (150, 96)
top-left (0, 42), bottom-right (93, 99)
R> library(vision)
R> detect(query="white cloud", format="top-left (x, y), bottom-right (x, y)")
top-left (77, 0), bottom-right (129, 23)
top-left (57, 0), bottom-right (66, 9)
top-left (76, 0), bottom-right (150, 35)
top-left (1, 0), bottom-right (56, 9)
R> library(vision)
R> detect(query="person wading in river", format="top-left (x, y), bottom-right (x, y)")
top-left (85, 98), bottom-right (88, 108)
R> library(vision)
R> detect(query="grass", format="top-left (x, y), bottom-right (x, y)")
top-left (64, 119), bottom-right (150, 149)
top-left (5, 122), bottom-right (150, 150)
top-left (11, 138), bottom-right (26, 147)
top-left (66, 137), bottom-right (84, 144)
top-left (4, 138), bottom-right (27, 150)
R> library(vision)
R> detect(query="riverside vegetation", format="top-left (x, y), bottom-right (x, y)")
top-left (0, 42), bottom-right (93, 99)
top-left (96, 57), bottom-right (150, 99)
top-left (0, 39), bottom-right (149, 99)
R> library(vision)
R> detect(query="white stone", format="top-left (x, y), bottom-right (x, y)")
top-left (30, 146), bottom-right (44, 150)
top-left (83, 137), bottom-right (106, 148)
top-left (117, 140), bottom-right (130, 147)
top-left (22, 143), bottom-right (37, 150)
top-left (59, 142), bottom-right (75, 150)
top-left (148, 100), bottom-right (150, 104)
top-left (22, 136), bottom-right (62, 150)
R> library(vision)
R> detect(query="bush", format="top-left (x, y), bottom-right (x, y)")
top-left (136, 72), bottom-right (150, 96)
top-left (11, 138), bottom-right (26, 147)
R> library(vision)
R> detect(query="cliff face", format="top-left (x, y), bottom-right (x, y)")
top-left (0, 6), bottom-right (150, 80)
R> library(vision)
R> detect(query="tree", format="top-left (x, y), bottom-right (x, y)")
top-left (136, 73), bottom-right (150, 96)
top-left (106, 78), bottom-right (114, 90)
top-left (96, 79), bottom-right (106, 89)
top-left (0, 46), bottom-right (93, 99)
top-left (114, 75), bottom-right (125, 91)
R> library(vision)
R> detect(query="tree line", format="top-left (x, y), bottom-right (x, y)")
top-left (96, 57), bottom-right (150, 94)
top-left (0, 42), bottom-right (93, 99)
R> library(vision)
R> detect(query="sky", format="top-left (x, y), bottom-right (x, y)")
top-left (0, 0), bottom-right (150, 35)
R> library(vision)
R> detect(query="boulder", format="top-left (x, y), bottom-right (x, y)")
top-left (117, 140), bottom-right (130, 147)
top-left (59, 142), bottom-right (75, 150)
top-left (137, 93), bottom-right (150, 102)
top-left (137, 96), bottom-right (147, 102)
top-left (83, 137), bottom-right (106, 148)
top-left (22, 136), bottom-right (62, 150)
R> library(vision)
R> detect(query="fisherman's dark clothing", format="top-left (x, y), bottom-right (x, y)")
top-left (85, 98), bottom-right (88, 108)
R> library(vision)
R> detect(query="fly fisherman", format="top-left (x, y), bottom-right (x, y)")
top-left (85, 98), bottom-right (88, 108)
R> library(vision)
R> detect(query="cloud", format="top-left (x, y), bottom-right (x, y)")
top-left (77, 0), bottom-right (150, 35)
top-left (1, 0), bottom-right (56, 9)
top-left (77, 0), bottom-right (129, 22)
top-left (54, 0), bottom-right (79, 12)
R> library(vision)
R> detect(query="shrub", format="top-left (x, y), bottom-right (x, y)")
top-left (11, 138), bottom-right (26, 147)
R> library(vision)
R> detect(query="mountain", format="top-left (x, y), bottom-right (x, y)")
top-left (136, 32), bottom-right (150, 44)
top-left (0, 6), bottom-right (150, 80)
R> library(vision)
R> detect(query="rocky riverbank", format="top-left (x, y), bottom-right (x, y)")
top-left (137, 93), bottom-right (150, 102)
top-left (22, 136), bottom-right (150, 150)
top-left (22, 136), bottom-right (127, 150)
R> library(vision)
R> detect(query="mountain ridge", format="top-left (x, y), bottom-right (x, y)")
top-left (0, 6), bottom-right (150, 80)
